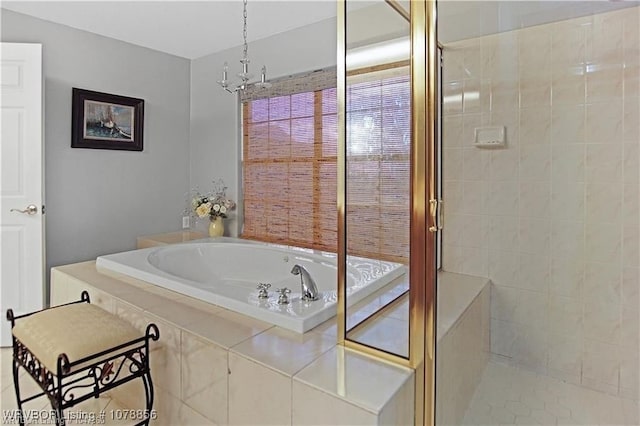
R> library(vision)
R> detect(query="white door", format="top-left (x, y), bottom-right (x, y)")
top-left (1, 43), bottom-right (44, 346)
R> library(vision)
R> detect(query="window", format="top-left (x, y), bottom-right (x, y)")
top-left (242, 87), bottom-right (338, 251)
top-left (241, 65), bottom-right (410, 263)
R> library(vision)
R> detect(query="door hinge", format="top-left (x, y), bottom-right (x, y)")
top-left (42, 205), bottom-right (45, 214)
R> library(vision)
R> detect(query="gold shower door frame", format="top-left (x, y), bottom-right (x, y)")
top-left (336, 1), bottom-right (438, 425)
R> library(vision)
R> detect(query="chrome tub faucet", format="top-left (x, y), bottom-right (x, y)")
top-left (290, 264), bottom-right (319, 301)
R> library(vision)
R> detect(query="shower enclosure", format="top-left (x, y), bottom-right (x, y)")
top-left (437, 2), bottom-right (639, 425)
top-left (339, 1), bottom-right (638, 424)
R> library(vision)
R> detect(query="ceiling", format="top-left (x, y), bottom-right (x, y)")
top-left (3, 1), bottom-right (639, 60)
top-left (1, 1), bottom-right (343, 59)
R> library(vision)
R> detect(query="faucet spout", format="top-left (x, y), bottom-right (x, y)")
top-left (290, 264), bottom-right (319, 301)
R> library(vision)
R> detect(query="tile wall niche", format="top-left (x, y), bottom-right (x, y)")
top-left (441, 6), bottom-right (639, 398)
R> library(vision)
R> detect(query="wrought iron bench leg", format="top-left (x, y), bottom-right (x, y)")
top-left (12, 355), bottom-right (25, 426)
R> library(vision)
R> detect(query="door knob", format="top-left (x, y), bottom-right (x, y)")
top-left (10, 204), bottom-right (38, 215)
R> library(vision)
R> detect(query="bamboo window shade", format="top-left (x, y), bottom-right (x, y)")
top-left (242, 65), bottom-right (410, 263)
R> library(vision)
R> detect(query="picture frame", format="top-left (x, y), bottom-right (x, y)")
top-left (71, 88), bottom-right (144, 151)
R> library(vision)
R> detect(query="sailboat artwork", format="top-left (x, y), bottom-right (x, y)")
top-left (84, 100), bottom-right (134, 141)
top-left (71, 88), bottom-right (144, 151)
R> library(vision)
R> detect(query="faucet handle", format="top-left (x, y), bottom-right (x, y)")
top-left (275, 287), bottom-right (291, 305)
top-left (257, 282), bottom-right (271, 299)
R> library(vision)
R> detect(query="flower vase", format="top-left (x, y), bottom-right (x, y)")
top-left (208, 216), bottom-right (224, 237)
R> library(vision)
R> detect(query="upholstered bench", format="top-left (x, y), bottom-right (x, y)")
top-left (6, 291), bottom-right (159, 426)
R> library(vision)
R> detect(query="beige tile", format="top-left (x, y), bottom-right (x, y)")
top-left (587, 11), bottom-right (624, 65)
top-left (516, 254), bottom-right (549, 293)
top-left (585, 144), bottom-right (624, 184)
top-left (149, 388), bottom-right (215, 426)
top-left (512, 289), bottom-right (547, 330)
top-left (551, 182), bottom-right (585, 221)
top-left (488, 249), bottom-right (519, 287)
top-left (462, 113), bottom-right (482, 147)
top-left (585, 225), bottom-right (623, 264)
top-left (443, 81), bottom-right (463, 115)
top-left (552, 143), bottom-right (585, 186)
top-left (586, 182), bottom-right (624, 228)
top-left (461, 246), bottom-right (489, 277)
top-left (620, 345), bottom-right (640, 398)
top-left (582, 339), bottom-right (620, 387)
top-left (520, 107), bottom-right (551, 145)
top-left (624, 225), bottom-right (640, 268)
top-left (115, 302), bottom-right (182, 398)
top-left (551, 71), bottom-right (585, 106)
top-left (490, 285), bottom-right (518, 322)
top-left (379, 374), bottom-right (414, 426)
top-left (520, 77), bottom-right (551, 108)
top-left (443, 148), bottom-right (463, 182)
top-left (294, 346), bottom-right (413, 414)
top-left (443, 114), bottom-right (463, 148)
top-left (585, 101), bottom-right (624, 144)
top-left (230, 327), bottom-right (335, 377)
top-left (624, 183), bottom-right (640, 229)
top-left (1, 371), bottom-right (51, 416)
top-left (292, 380), bottom-right (378, 426)
top-left (550, 255), bottom-right (584, 299)
top-left (548, 332), bottom-right (582, 377)
top-left (584, 261), bottom-right (622, 305)
top-left (551, 106), bottom-right (586, 146)
top-left (181, 331), bottom-right (228, 424)
top-left (348, 315), bottom-right (408, 357)
top-left (463, 78), bottom-right (482, 113)
top-left (228, 352), bottom-right (291, 426)
top-left (489, 148), bottom-right (519, 182)
top-left (186, 309), bottom-right (272, 350)
top-left (548, 295), bottom-right (582, 336)
top-left (551, 17), bottom-right (587, 67)
top-left (143, 298), bottom-right (219, 329)
top-left (487, 180), bottom-right (519, 216)
top-left (551, 220), bottom-right (584, 260)
top-left (488, 215), bottom-right (518, 252)
top-left (520, 145), bottom-right (551, 182)
top-left (586, 65), bottom-right (624, 102)
top-left (519, 217), bottom-right (550, 255)
top-left (624, 99), bottom-right (639, 146)
top-left (462, 147), bottom-right (490, 181)
top-left (624, 143), bottom-right (639, 185)
top-left (510, 324), bottom-right (548, 374)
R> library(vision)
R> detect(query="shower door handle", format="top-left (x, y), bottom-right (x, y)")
top-left (428, 199), bottom-right (443, 232)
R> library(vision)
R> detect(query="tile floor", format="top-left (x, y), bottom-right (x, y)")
top-left (1, 347), bottom-right (135, 425)
top-left (4, 346), bottom-right (639, 425)
top-left (462, 362), bottom-right (640, 426)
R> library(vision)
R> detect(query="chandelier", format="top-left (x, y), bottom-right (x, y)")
top-left (217, 0), bottom-right (270, 93)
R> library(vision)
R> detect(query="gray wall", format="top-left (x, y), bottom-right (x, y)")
top-left (1, 10), bottom-right (191, 290)
top-left (189, 17), bottom-right (337, 236)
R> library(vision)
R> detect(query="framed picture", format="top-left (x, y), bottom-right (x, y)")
top-left (71, 88), bottom-right (144, 151)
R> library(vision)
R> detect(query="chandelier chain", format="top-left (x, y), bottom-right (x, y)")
top-left (242, 0), bottom-right (248, 60)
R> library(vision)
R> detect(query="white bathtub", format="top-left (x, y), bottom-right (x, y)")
top-left (96, 238), bottom-right (406, 333)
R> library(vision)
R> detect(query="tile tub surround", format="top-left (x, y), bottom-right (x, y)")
top-left (442, 6), bottom-right (640, 396)
top-left (50, 261), bottom-right (414, 425)
top-left (436, 274), bottom-right (491, 426)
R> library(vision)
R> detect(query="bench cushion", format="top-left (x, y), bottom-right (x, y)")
top-left (12, 302), bottom-right (141, 373)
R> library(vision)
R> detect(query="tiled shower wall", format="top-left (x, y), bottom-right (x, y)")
top-left (442, 7), bottom-right (639, 398)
